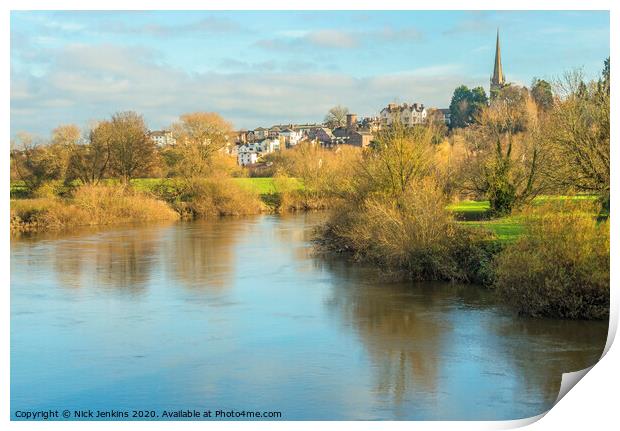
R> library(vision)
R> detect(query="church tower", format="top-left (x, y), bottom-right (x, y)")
top-left (490, 29), bottom-right (506, 98)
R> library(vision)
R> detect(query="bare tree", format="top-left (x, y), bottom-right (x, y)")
top-left (170, 112), bottom-right (233, 179)
top-left (107, 111), bottom-right (157, 184)
top-left (324, 105), bottom-right (349, 129)
top-left (461, 86), bottom-right (551, 214)
top-left (357, 121), bottom-right (435, 201)
top-left (545, 66), bottom-right (610, 206)
top-left (10, 133), bottom-right (67, 193)
top-left (64, 122), bottom-right (112, 185)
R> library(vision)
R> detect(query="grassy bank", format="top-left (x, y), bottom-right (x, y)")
top-left (495, 207), bottom-right (609, 319)
top-left (155, 178), bottom-right (266, 218)
top-left (11, 184), bottom-right (179, 234)
top-left (10, 176), bottom-right (331, 234)
top-left (10, 178), bottom-right (609, 319)
top-left (317, 193), bottom-right (608, 319)
top-left (10, 179), bottom-right (593, 244)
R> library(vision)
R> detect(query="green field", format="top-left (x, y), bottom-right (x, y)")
top-left (10, 177), bottom-right (304, 197)
top-left (231, 177), bottom-right (302, 194)
top-left (446, 200), bottom-right (491, 213)
top-left (460, 218), bottom-right (525, 242)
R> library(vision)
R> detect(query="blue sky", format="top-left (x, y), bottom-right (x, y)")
top-left (11, 10), bottom-right (609, 137)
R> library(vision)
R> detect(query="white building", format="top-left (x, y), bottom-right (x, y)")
top-left (279, 128), bottom-right (303, 147)
top-left (149, 130), bottom-right (176, 146)
top-left (237, 151), bottom-right (259, 166)
top-left (237, 143), bottom-right (259, 166)
top-left (236, 138), bottom-right (280, 166)
top-left (253, 127), bottom-right (269, 140)
top-left (380, 103), bottom-right (427, 126)
top-left (257, 138), bottom-right (280, 153)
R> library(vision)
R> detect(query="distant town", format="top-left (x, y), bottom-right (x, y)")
top-left (148, 102), bottom-right (450, 166)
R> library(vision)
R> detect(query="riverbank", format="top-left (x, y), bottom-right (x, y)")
top-left (10, 177), bottom-right (596, 242)
top-left (317, 196), bottom-right (609, 320)
top-left (10, 184), bottom-right (180, 234)
top-left (9, 177), bottom-right (331, 234)
top-left (10, 183), bottom-right (609, 320)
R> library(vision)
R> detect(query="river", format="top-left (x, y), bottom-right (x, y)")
top-left (10, 212), bottom-right (608, 420)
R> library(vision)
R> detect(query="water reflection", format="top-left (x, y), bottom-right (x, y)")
top-left (164, 220), bottom-right (240, 291)
top-left (10, 214), bottom-right (608, 420)
top-left (324, 266), bottom-right (446, 405)
top-left (12, 225), bottom-right (166, 293)
top-left (493, 316), bottom-right (607, 406)
top-left (322, 258), bottom-right (607, 418)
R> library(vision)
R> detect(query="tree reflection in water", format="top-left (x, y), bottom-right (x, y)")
top-left (164, 219), bottom-right (241, 292)
top-left (323, 261), bottom-right (448, 405)
top-left (492, 316), bottom-right (607, 406)
top-left (321, 258), bottom-right (607, 415)
top-left (47, 224), bottom-right (166, 293)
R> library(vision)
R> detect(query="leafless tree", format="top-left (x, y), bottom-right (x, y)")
top-left (324, 105), bottom-right (349, 129)
top-left (170, 112), bottom-right (233, 179)
top-left (107, 111), bottom-right (157, 184)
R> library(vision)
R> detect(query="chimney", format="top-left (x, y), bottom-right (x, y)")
top-left (346, 113), bottom-right (357, 131)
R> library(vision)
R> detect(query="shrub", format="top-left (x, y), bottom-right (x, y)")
top-left (10, 184), bottom-right (178, 233)
top-left (169, 178), bottom-right (265, 218)
top-left (72, 184), bottom-right (179, 223)
top-left (32, 180), bottom-right (70, 199)
top-left (319, 178), bottom-right (493, 282)
top-left (494, 208), bottom-right (609, 319)
top-left (278, 189), bottom-right (332, 212)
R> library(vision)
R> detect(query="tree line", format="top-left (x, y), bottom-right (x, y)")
top-left (10, 111), bottom-right (235, 194)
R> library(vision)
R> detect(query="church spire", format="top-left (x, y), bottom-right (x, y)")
top-left (490, 28), bottom-right (505, 96)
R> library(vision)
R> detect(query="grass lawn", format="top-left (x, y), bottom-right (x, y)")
top-left (446, 200), bottom-right (491, 213)
top-left (129, 177), bottom-right (304, 195)
top-left (231, 177), bottom-right (303, 194)
top-left (446, 199), bottom-right (523, 242)
top-left (460, 217), bottom-right (525, 242)
top-left (10, 178), bottom-right (304, 196)
top-left (451, 195), bottom-right (599, 242)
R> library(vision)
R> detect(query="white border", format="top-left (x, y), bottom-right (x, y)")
top-left (2, 1), bottom-right (617, 430)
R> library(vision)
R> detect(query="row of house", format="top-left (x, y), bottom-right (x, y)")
top-left (235, 126), bottom-right (310, 146)
top-left (148, 102), bottom-right (450, 166)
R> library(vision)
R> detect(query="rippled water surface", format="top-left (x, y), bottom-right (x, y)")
top-left (11, 213), bottom-right (608, 420)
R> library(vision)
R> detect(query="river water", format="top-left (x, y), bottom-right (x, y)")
top-left (10, 213), bottom-right (608, 420)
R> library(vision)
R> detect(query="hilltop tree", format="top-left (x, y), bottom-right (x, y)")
top-left (324, 105), bottom-right (349, 129)
top-left (448, 86), bottom-right (488, 128)
top-left (530, 78), bottom-right (554, 112)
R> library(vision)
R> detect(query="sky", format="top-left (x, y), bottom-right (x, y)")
top-left (10, 10), bottom-right (610, 137)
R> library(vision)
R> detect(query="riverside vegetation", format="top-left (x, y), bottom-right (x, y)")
top-left (10, 60), bottom-right (610, 319)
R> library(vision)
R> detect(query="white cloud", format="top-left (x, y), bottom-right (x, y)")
top-left (11, 44), bottom-right (478, 136)
top-left (305, 30), bottom-right (358, 49)
top-left (256, 26), bottom-right (424, 51)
